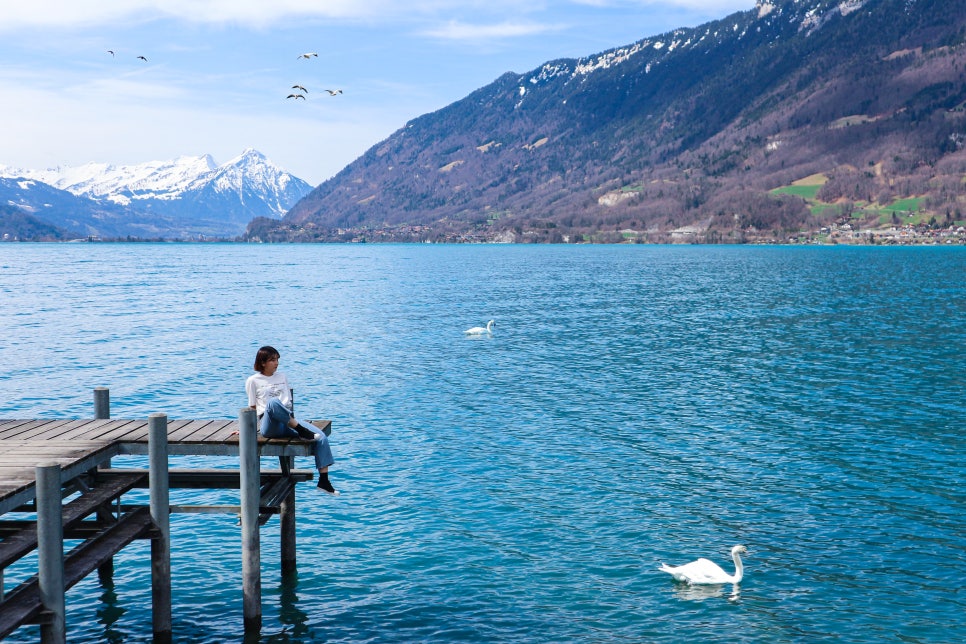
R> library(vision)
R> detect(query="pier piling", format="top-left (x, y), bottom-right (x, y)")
top-left (36, 463), bottom-right (65, 644)
top-left (93, 387), bottom-right (110, 420)
top-left (148, 413), bottom-right (172, 641)
top-left (0, 389), bottom-right (320, 639)
top-left (238, 407), bottom-right (262, 631)
top-left (280, 476), bottom-right (297, 575)
top-left (93, 386), bottom-right (114, 580)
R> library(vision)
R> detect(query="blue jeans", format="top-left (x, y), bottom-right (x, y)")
top-left (259, 397), bottom-right (334, 470)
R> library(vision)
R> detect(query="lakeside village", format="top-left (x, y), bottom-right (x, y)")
top-left (4, 218), bottom-right (965, 245)
top-left (281, 220), bottom-right (966, 245)
top-left (674, 222), bottom-right (966, 245)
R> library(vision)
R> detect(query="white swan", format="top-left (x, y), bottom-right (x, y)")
top-left (464, 320), bottom-right (494, 335)
top-left (659, 545), bottom-right (747, 584)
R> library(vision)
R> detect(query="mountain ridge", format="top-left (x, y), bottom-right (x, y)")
top-left (0, 149), bottom-right (311, 240)
top-left (248, 0), bottom-right (966, 243)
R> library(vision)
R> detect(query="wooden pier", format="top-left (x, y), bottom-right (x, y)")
top-left (0, 388), bottom-right (328, 642)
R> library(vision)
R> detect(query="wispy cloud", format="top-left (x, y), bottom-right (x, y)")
top-left (0, 0), bottom-right (386, 31)
top-left (572, 0), bottom-right (749, 9)
top-left (0, 1), bottom-right (751, 33)
top-left (420, 20), bottom-right (563, 42)
top-left (0, 1), bottom-right (577, 31)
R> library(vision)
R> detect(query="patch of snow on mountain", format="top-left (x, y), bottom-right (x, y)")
top-left (2, 149), bottom-right (306, 214)
top-left (529, 63), bottom-right (572, 84)
top-left (838, 0), bottom-right (867, 15)
top-left (10, 154), bottom-right (219, 204)
top-left (757, 1), bottom-right (777, 18)
top-left (574, 41), bottom-right (648, 76)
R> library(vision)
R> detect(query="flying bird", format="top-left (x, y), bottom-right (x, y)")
top-left (107, 50), bottom-right (115, 57)
top-left (286, 93), bottom-right (306, 100)
top-left (323, 89), bottom-right (343, 96)
top-left (291, 85), bottom-right (308, 93)
top-left (297, 53), bottom-right (318, 59)
top-left (137, 55), bottom-right (147, 62)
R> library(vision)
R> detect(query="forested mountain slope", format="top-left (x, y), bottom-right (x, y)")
top-left (249, 0), bottom-right (966, 243)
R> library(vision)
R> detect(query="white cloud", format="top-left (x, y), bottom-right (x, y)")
top-left (0, 1), bottom-right (753, 33)
top-left (420, 20), bottom-right (563, 41)
top-left (0, 1), bottom-right (544, 31)
top-left (0, 0), bottom-right (388, 31)
top-left (0, 0), bottom-right (755, 182)
top-left (0, 70), bottom-right (413, 183)
top-left (573, 0), bottom-right (750, 9)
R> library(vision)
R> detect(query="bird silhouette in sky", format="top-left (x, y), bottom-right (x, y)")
top-left (297, 53), bottom-right (318, 59)
top-left (291, 84), bottom-right (308, 93)
top-left (137, 55), bottom-right (147, 62)
top-left (107, 50), bottom-right (115, 57)
top-left (286, 93), bottom-right (306, 100)
top-left (324, 89), bottom-right (343, 96)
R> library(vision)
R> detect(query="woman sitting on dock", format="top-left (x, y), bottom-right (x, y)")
top-left (245, 345), bottom-right (338, 494)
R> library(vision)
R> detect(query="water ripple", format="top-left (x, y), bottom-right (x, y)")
top-left (1, 244), bottom-right (964, 642)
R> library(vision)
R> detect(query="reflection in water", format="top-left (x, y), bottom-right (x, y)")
top-left (279, 571), bottom-right (309, 636)
top-left (96, 570), bottom-right (127, 644)
top-left (260, 570), bottom-right (312, 643)
top-left (671, 582), bottom-right (741, 603)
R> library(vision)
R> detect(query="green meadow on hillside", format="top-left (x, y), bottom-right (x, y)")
top-left (771, 175), bottom-right (930, 227)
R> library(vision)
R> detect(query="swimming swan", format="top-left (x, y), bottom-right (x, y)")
top-left (659, 545), bottom-right (747, 584)
top-left (464, 320), bottom-right (495, 335)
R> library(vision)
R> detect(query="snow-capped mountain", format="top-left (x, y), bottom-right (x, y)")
top-left (13, 154), bottom-right (217, 205)
top-left (0, 149), bottom-right (313, 239)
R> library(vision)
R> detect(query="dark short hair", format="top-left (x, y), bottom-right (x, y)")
top-left (254, 345), bottom-right (280, 373)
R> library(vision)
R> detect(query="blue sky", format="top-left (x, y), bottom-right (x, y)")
top-left (0, 1), bottom-right (751, 185)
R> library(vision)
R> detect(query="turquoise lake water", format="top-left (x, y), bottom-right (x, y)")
top-left (1, 243), bottom-right (964, 642)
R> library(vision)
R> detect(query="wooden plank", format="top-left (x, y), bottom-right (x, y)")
top-left (50, 419), bottom-right (137, 442)
top-left (310, 419), bottom-right (333, 436)
top-left (0, 522), bottom-right (136, 539)
top-left (53, 419), bottom-right (124, 441)
top-left (0, 442), bottom-right (122, 515)
top-left (10, 419), bottom-right (103, 441)
top-left (96, 469), bottom-right (313, 489)
top-left (0, 420), bottom-right (42, 440)
top-left (79, 420), bottom-right (148, 443)
top-left (260, 477), bottom-right (298, 509)
top-left (0, 420), bottom-right (73, 441)
top-left (167, 420), bottom-right (223, 443)
top-left (190, 420), bottom-right (239, 443)
top-left (63, 507), bottom-right (154, 586)
top-left (0, 421), bottom-right (34, 440)
top-left (0, 417), bottom-right (330, 511)
top-left (0, 439), bottom-right (111, 457)
top-left (0, 473), bottom-right (146, 568)
top-left (0, 507), bottom-right (154, 640)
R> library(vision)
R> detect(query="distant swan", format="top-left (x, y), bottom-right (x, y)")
top-left (659, 545), bottom-right (747, 585)
top-left (464, 320), bottom-right (494, 335)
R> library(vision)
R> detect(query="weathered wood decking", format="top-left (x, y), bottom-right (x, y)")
top-left (0, 410), bottom-right (331, 641)
top-left (0, 418), bottom-right (328, 515)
